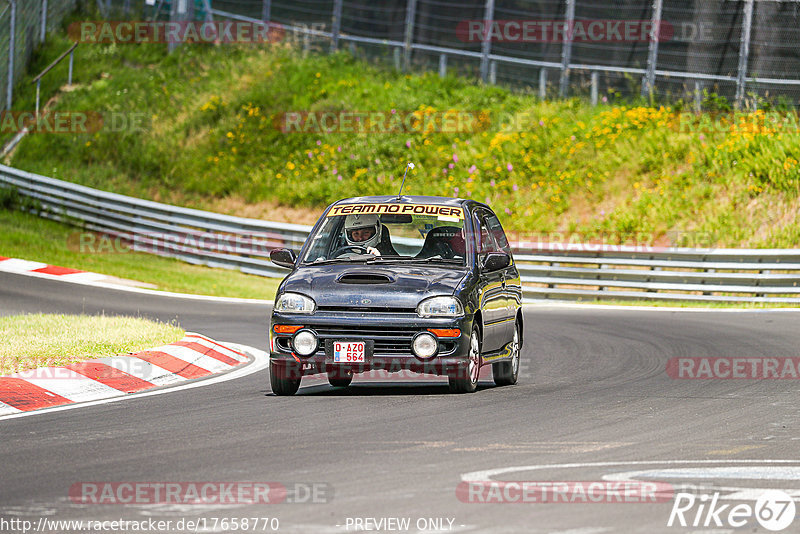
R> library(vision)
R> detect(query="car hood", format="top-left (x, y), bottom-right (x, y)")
top-left (280, 263), bottom-right (469, 309)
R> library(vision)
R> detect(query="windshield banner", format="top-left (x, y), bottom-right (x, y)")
top-left (327, 203), bottom-right (464, 219)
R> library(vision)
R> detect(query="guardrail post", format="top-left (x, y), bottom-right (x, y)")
top-left (735, 0), bottom-right (754, 110)
top-left (590, 71), bottom-right (598, 106)
top-left (439, 53), bottom-right (447, 77)
top-left (40, 0), bottom-right (47, 43)
top-left (642, 0), bottom-right (662, 99)
top-left (489, 60), bottom-right (497, 84)
top-left (403, 0), bottom-right (417, 72)
top-left (330, 0), bottom-right (342, 52)
top-left (539, 69), bottom-right (547, 99)
top-left (7, 0), bottom-right (15, 110)
top-left (559, 0), bottom-right (576, 97)
top-left (479, 0), bottom-right (495, 82)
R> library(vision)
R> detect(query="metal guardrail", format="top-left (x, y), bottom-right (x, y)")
top-left (3, 164), bottom-right (800, 303)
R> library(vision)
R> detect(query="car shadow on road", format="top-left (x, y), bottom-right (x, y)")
top-left (285, 380), bottom-right (498, 396)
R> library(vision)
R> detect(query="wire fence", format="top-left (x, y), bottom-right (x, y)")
top-left (0, 0), bottom-right (79, 111)
top-left (198, 0), bottom-right (800, 110)
top-left (4, 1), bottom-right (799, 111)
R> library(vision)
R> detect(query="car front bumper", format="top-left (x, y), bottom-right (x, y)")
top-left (269, 311), bottom-right (474, 379)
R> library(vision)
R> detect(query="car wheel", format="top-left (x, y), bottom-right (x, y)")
top-left (493, 321), bottom-right (520, 386)
top-left (328, 368), bottom-right (353, 388)
top-left (270, 360), bottom-right (301, 396)
top-left (449, 325), bottom-right (481, 393)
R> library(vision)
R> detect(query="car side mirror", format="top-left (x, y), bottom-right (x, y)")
top-left (270, 248), bottom-right (297, 269)
top-left (482, 252), bottom-right (510, 272)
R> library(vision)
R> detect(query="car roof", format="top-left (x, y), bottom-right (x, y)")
top-left (333, 195), bottom-right (470, 208)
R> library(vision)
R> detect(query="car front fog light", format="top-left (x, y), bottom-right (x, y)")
top-left (412, 332), bottom-right (438, 360)
top-left (292, 330), bottom-right (318, 356)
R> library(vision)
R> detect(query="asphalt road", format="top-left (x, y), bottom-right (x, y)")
top-left (2, 271), bottom-right (800, 533)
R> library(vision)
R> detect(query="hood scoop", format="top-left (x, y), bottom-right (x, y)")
top-left (336, 271), bottom-right (396, 285)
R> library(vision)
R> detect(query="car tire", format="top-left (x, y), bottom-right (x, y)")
top-left (270, 361), bottom-right (301, 396)
top-left (449, 325), bottom-right (481, 393)
top-left (493, 321), bottom-right (521, 386)
top-left (328, 368), bottom-right (353, 388)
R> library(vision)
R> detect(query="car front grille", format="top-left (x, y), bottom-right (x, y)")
top-left (312, 324), bottom-right (418, 354)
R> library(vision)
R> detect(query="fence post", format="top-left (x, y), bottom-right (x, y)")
top-left (539, 68), bottom-right (547, 99)
top-left (7, 0), bottom-right (16, 110)
top-left (330, 0), bottom-right (342, 52)
top-left (262, 0), bottom-right (271, 22)
top-left (559, 0), bottom-right (576, 97)
top-left (438, 53), bottom-right (447, 78)
top-left (489, 60), bottom-right (497, 84)
top-left (68, 48), bottom-right (74, 85)
top-left (168, 0), bottom-right (190, 53)
top-left (642, 0), bottom-right (663, 98)
top-left (479, 0), bottom-right (495, 82)
top-left (403, 0), bottom-right (417, 72)
top-left (591, 71), bottom-right (598, 106)
top-left (40, 0), bottom-right (47, 43)
top-left (694, 81), bottom-right (702, 112)
top-left (735, 0), bottom-right (754, 110)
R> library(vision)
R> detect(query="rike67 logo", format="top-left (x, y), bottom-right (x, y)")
top-left (668, 490), bottom-right (796, 531)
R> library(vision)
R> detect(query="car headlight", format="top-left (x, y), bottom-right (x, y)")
top-left (275, 292), bottom-right (316, 314)
top-left (292, 330), bottom-right (318, 356)
top-left (412, 332), bottom-right (438, 359)
top-left (416, 296), bottom-right (464, 318)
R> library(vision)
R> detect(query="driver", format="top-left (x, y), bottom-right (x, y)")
top-left (343, 214), bottom-right (393, 256)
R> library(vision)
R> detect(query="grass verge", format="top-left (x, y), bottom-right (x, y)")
top-left (0, 208), bottom-right (282, 300)
top-left (0, 313), bottom-right (184, 375)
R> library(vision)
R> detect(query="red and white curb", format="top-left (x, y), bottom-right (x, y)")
top-left (0, 256), bottom-right (115, 284)
top-left (0, 333), bottom-right (250, 416)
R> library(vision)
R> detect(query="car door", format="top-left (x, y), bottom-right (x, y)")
top-left (474, 209), bottom-right (508, 353)
top-left (482, 209), bottom-right (519, 341)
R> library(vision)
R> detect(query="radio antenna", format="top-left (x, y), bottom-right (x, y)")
top-left (397, 162), bottom-right (415, 199)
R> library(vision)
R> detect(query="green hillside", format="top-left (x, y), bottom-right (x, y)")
top-left (7, 31), bottom-right (800, 247)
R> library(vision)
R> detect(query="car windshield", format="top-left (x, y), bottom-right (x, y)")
top-left (301, 203), bottom-right (469, 266)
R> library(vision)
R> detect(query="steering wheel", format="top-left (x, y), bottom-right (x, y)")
top-left (332, 244), bottom-right (370, 258)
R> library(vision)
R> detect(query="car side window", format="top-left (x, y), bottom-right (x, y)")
top-left (475, 211), bottom-right (499, 254)
top-left (484, 211), bottom-right (511, 254)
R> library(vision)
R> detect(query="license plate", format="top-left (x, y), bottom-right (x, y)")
top-left (333, 341), bottom-right (365, 363)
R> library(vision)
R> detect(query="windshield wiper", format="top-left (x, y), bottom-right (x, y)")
top-left (405, 257), bottom-right (465, 264)
top-left (305, 255), bottom-right (375, 265)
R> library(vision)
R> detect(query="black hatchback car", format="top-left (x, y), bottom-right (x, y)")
top-left (268, 195), bottom-right (523, 395)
